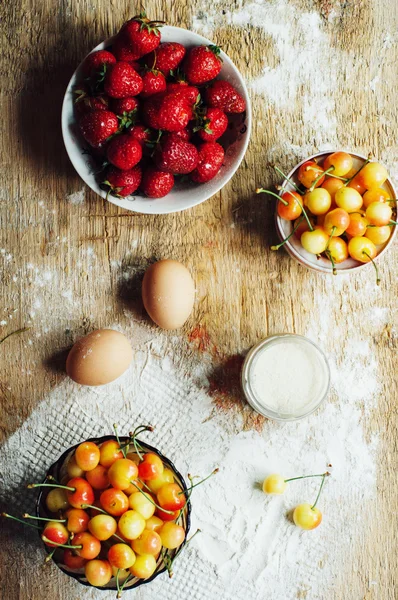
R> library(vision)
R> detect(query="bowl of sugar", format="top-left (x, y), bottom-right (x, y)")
top-left (241, 334), bottom-right (330, 421)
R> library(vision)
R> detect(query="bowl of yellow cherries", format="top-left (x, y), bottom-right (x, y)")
top-left (257, 151), bottom-right (397, 281)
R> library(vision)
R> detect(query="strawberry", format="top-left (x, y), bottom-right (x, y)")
top-left (205, 80), bottom-right (246, 113)
top-left (166, 128), bottom-right (191, 143)
top-left (140, 69), bottom-right (166, 98)
top-left (104, 62), bottom-right (143, 98)
top-left (111, 97), bottom-right (139, 116)
top-left (121, 12), bottom-right (163, 58)
top-left (153, 42), bottom-right (186, 75)
top-left (128, 123), bottom-right (153, 146)
top-left (141, 166), bottom-right (174, 198)
top-left (79, 110), bottom-right (118, 147)
top-left (103, 165), bottom-right (142, 197)
top-left (113, 33), bottom-right (142, 62)
top-left (106, 134), bottom-right (142, 170)
top-left (191, 142), bottom-right (224, 182)
top-left (83, 50), bottom-right (116, 76)
top-left (166, 82), bottom-right (199, 105)
top-left (155, 138), bottom-right (198, 174)
top-left (183, 45), bottom-right (222, 85)
top-left (142, 92), bottom-right (192, 132)
top-left (74, 90), bottom-right (109, 117)
top-left (197, 108), bottom-right (228, 142)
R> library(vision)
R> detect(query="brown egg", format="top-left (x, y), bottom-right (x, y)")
top-left (66, 329), bottom-right (133, 386)
top-left (142, 260), bottom-right (195, 330)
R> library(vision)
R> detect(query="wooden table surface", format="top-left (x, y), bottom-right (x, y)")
top-left (1, 0), bottom-right (397, 599)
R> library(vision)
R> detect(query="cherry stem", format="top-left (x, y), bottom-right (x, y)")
top-left (285, 471), bottom-right (330, 483)
top-left (271, 215), bottom-right (305, 251)
top-left (179, 468), bottom-right (219, 496)
top-left (137, 477), bottom-right (153, 493)
top-left (23, 513), bottom-right (66, 523)
top-left (81, 504), bottom-right (107, 514)
top-left (0, 327), bottom-right (31, 345)
top-left (112, 532), bottom-right (127, 543)
top-left (309, 166), bottom-right (334, 192)
top-left (363, 250), bottom-right (380, 285)
top-left (41, 536), bottom-right (82, 550)
top-left (113, 424), bottom-right (127, 458)
top-left (325, 250), bottom-right (337, 276)
top-left (255, 188), bottom-right (289, 206)
top-left (118, 573), bottom-right (133, 597)
top-left (129, 481), bottom-right (175, 514)
top-left (344, 155), bottom-right (371, 186)
top-left (273, 165), bottom-right (302, 193)
top-left (282, 188), bottom-right (313, 231)
top-left (311, 474), bottom-right (327, 510)
top-left (2, 512), bottom-right (42, 530)
top-left (163, 528), bottom-right (201, 578)
top-left (389, 219), bottom-right (398, 225)
top-left (45, 548), bottom-right (56, 563)
top-left (27, 482), bottom-right (75, 491)
top-left (324, 173), bottom-right (348, 181)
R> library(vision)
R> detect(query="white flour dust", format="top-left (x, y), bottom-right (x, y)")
top-left (66, 187), bottom-right (85, 205)
top-left (0, 321), bottom-right (379, 600)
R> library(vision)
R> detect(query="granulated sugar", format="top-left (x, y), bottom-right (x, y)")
top-left (0, 320), bottom-right (379, 600)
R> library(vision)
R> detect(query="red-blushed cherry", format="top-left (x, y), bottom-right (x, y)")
top-left (132, 529), bottom-right (162, 556)
top-left (99, 439), bottom-right (124, 468)
top-left (129, 554), bottom-right (157, 579)
top-left (293, 503), bottom-right (322, 530)
top-left (100, 488), bottom-right (129, 517)
top-left (157, 483), bottom-right (186, 511)
top-left (66, 508), bottom-right (90, 533)
top-left (86, 464), bottom-right (110, 490)
top-left (138, 453), bottom-right (164, 481)
top-left (297, 161), bottom-right (325, 188)
top-left (88, 514), bottom-right (117, 541)
top-left (108, 458), bottom-right (138, 490)
top-left (42, 522), bottom-right (69, 547)
top-left (159, 522), bottom-right (185, 549)
top-left (155, 507), bottom-right (179, 522)
top-left (75, 442), bottom-right (100, 472)
top-left (63, 549), bottom-right (87, 569)
top-left (73, 532), bottom-right (101, 560)
top-left (85, 559), bottom-right (113, 587)
top-left (66, 478), bottom-right (95, 509)
top-left (108, 543), bottom-right (136, 569)
top-left (147, 468), bottom-right (174, 494)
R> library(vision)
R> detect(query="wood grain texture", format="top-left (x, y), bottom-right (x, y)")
top-left (0, 0), bottom-right (397, 599)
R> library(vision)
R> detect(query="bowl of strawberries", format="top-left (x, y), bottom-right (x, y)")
top-left (62, 13), bottom-right (251, 214)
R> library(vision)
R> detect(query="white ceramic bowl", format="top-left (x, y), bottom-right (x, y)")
top-left (275, 151), bottom-right (397, 274)
top-left (62, 26), bottom-right (251, 215)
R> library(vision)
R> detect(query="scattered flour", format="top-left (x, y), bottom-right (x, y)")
top-left (66, 188), bottom-right (85, 205)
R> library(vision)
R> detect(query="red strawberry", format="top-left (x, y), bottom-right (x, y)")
top-left (155, 138), bottom-right (198, 174)
top-left (121, 13), bottom-right (162, 58)
top-left (104, 62), bottom-right (143, 98)
top-left (79, 110), bottom-right (118, 147)
top-left (103, 165), bottom-right (142, 197)
top-left (83, 50), bottom-right (116, 76)
top-left (183, 45), bottom-right (222, 85)
top-left (143, 92), bottom-right (192, 132)
top-left (166, 82), bottom-right (199, 105)
top-left (205, 80), bottom-right (246, 113)
top-left (166, 128), bottom-right (191, 142)
top-left (153, 42), bottom-right (186, 75)
top-left (141, 69), bottom-right (166, 98)
top-left (141, 166), bottom-right (174, 198)
top-left (191, 142), bottom-right (224, 182)
top-left (111, 97), bottom-right (139, 116)
top-left (106, 134), bottom-right (142, 170)
top-left (74, 90), bottom-right (109, 117)
top-left (197, 108), bottom-right (228, 142)
top-left (128, 123), bottom-right (152, 145)
top-left (113, 33), bottom-right (142, 62)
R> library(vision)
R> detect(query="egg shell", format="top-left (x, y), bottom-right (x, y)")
top-left (66, 329), bottom-right (133, 386)
top-left (142, 260), bottom-right (195, 330)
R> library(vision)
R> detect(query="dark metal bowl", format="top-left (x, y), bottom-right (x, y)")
top-left (35, 435), bottom-right (191, 591)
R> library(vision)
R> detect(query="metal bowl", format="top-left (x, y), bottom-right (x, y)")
top-left (275, 151), bottom-right (397, 274)
top-left (35, 435), bottom-right (191, 591)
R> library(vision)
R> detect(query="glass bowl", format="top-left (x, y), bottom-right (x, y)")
top-left (275, 151), bottom-right (397, 274)
top-left (35, 435), bottom-right (191, 591)
top-left (241, 334), bottom-right (331, 421)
